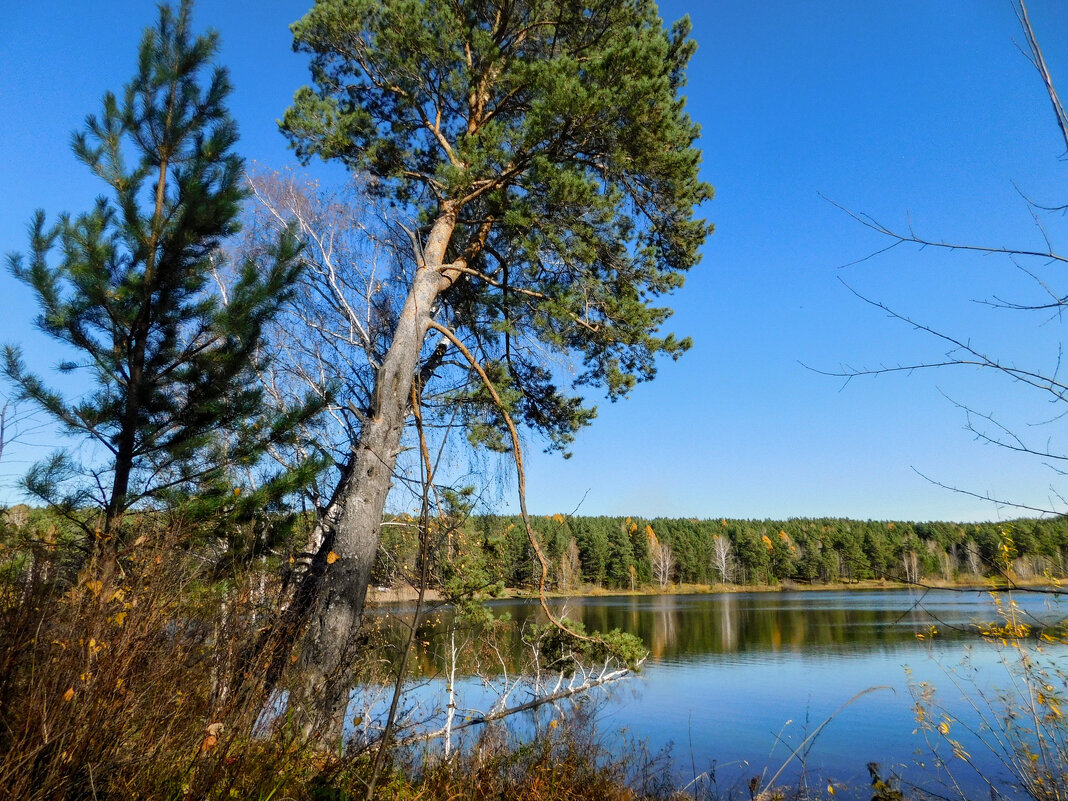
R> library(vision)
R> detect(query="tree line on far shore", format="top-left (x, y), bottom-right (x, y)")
top-left (375, 512), bottom-right (1068, 592)
top-left (11, 501), bottom-right (1062, 593)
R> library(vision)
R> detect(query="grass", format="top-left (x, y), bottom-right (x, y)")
top-left (0, 516), bottom-right (680, 801)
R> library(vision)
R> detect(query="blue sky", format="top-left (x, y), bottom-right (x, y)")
top-left (2, 0), bottom-right (1067, 522)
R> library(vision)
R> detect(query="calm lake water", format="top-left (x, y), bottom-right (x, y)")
top-left (370, 589), bottom-right (1066, 799)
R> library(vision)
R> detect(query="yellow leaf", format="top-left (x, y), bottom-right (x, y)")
top-left (326, 551), bottom-right (339, 565)
top-left (85, 580), bottom-right (103, 596)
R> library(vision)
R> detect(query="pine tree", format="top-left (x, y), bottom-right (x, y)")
top-left (278, 0), bottom-right (712, 735)
top-left (4, 0), bottom-right (315, 550)
top-left (607, 521), bottom-right (637, 589)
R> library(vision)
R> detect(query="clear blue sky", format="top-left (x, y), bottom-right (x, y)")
top-left (2, 0), bottom-right (1066, 522)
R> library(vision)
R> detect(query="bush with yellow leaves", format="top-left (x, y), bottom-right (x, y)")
top-left (908, 536), bottom-right (1067, 801)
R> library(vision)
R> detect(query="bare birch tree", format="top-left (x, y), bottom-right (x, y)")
top-left (711, 533), bottom-right (735, 584)
top-left (240, 170), bottom-right (415, 559)
top-left (558, 537), bottom-right (582, 593)
top-left (963, 538), bottom-right (984, 576)
top-left (902, 550), bottom-right (920, 585)
top-left (650, 538), bottom-right (676, 590)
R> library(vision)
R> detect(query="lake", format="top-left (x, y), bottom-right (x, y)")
top-left (367, 589), bottom-right (1066, 799)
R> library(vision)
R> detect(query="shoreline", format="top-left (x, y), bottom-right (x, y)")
top-left (366, 576), bottom-right (1058, 604)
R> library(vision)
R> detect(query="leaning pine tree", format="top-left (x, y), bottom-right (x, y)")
top-left (4, 0), bottom-right (317, 556)
top-left (277, 0), bottom-right (713, 736)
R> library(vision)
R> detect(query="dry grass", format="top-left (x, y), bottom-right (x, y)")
top-left (0, 518), bottom-right (677, 801)
top-left (412, 723), bottom-right (669, 801)
top-left (0, 518), bottom-right (312, 800)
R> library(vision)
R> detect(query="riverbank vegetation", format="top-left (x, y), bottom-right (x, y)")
top-left (0, 517), bottom-right (671, 800)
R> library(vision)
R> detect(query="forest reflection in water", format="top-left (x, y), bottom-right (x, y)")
top-left (369, 589), bottom-right (1065, 798)
top-left (379, 588), bottom-right (1060, 675)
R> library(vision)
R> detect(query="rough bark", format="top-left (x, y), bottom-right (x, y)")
top-left (295, 208), bottom-right (457, 738)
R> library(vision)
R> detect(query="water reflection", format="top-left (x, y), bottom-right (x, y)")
top-left (719, 592), bottom-right (736, 651)
top-left (649, 595), bottom-right (678, 659)
top-left (380, 589), bottom-right (1060, 674)
top-left (371, 590), bottom-right (1065, 799)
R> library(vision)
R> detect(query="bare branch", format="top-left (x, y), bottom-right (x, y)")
top-left (399, 664), bottom-right (634, 746)
top-left (426, 319), bottom-right (597, 646)
top-left (1011, 0), bottom-right (1068, 154)
top-left (823, 194), bottom-right (1068, 268)
top-left (806, 281), bottom-right (1068, 406)
top-left (911, 466), bottom-right (1062, 518)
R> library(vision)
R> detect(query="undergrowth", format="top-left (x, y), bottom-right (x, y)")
top-left (0, 513), bottom-right (677, 801)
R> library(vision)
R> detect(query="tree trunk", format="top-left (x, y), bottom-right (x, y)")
top-left (100, 331), bottom-right (147, 576)
top-left (295, 208), bottom-right (456, 739)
